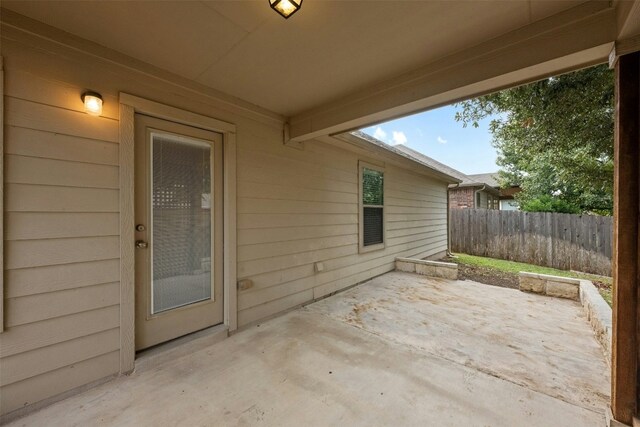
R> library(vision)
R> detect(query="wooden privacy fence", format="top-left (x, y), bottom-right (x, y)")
top-left (450, 209), bottom-right (613, 276)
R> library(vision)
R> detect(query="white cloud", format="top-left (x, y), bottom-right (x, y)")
top-left (437, 136), bottom-right (447, 144)
top-left (392, 131), bottom-right (407, 145)
top-left (373, 126), bottom-right (387, 141)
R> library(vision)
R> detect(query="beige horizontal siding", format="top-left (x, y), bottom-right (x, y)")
top-left (239, 145), bottom-right (357, 182)
top-left (387, 218), bottom-right (446, 230)
top-left (386, 205), bottom-right (447, 215)
top-left (387, 213), bottom-right (447, 223)
top-left (5, 259), bottom-right (120, 298)
top-left (6, 212), bottom-right (119, 240)
top-left (6, 154), bottom-right (119, 189)
top-left (1, 27), bottom-right (450, 417)
top-left (1, 65), bottom-right (122, 416)
top-left (0, 305), bottom-right (120, 358)
top-left (6, 97), bottom-right (118, 143)
top-left (5, 126), bottom-right (119, 165)
top-left (238, 289), bottom-right (313, 326)
top-left (6, 236), bottom-right (120, 269)
top-left (387, 222), bottom-right (447, 238)
top-left (238, 198), bottom-right (357, 215)
top-left (386, 179), bottom-right (447, 198)
top-left (239, 230), bottom-right (444, 294)
top-left (238, 224), bottom-right (357, 246)
top-left (238, 181), bottom-right (356, 204)
top-left (0, 328), bottom-right (120, 387)
top-left (1, 26), bottom-right (284, 417)
top-left (4, 68), bottom-right (120, 121)
top-left (5, 282), bottom-right (120, 328)
top-left (238, 213), bottom-right (358, 230)
top-left (1, 351), bottom-right (119, 414)
top-left (239, 244), bottom-right (357, 278)
top-left (239, 163), bottom-right (357, 196)
top-left (386, 197), bottom-right (448, 208)
top-left (6, 183), bottom-right (119, 212)
top-left (236, 139), bottom-right (449, 326)
top-left (238, 235), bottom-right (358, 262)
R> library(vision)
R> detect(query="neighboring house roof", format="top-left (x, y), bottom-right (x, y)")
top-left (348, 131), bottom-right (462, 184)
top-left (467, 173), bottom-right (499, 188)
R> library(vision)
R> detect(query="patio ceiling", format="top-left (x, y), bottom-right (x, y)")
top-left (3, 0), bottom-right (638, 140)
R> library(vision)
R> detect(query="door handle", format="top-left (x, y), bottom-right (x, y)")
top-left (136, 240), bottom-right (148, 249)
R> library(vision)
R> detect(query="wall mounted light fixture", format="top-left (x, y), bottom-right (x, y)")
top-left (269, 0), bottom-right (302, 19)
top-left (81, 91), bottom-right (103, 116)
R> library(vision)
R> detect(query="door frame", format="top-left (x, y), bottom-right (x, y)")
top-left (118, 93), bottom-right (237, 374)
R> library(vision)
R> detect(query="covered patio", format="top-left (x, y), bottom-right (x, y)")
top-left (1, 1), bottom-right (639, 424)
top-left (6, 272), bottom-right (609, 426)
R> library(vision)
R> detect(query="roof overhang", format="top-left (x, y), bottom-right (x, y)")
top-left (2, 1), bottom-right (639, 140)
top-left (450, 182), bottom-right (501, 196)
top-left (289, 1), bottom-right (618, 141)
top-left (327, 132), bottom-right (462, 185)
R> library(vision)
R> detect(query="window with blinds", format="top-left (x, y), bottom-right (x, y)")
top-left (361, 165), bottom-right (384, 249)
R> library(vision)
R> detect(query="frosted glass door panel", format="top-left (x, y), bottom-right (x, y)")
top-left (151, 134), bottom-right (212, 314)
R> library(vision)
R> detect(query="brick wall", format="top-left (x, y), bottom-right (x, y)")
top-left (449, 187), bottom-right (501, 209)
top-left (449, 187), bottom-right (477, 209)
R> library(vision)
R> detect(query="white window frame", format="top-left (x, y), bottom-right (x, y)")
top-left (359, 161), bottom-right (386, 254)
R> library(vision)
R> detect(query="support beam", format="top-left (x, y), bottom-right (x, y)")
top-left (0, 56), bottom-right (4, 334)
top-left (288, 1), bottom-right (616, 142)
top-left (608, 35), bottom-right (640, 69)
top-left (612, 50), bottom-right (640, 426)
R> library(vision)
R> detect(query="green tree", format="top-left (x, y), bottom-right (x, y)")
top-left (518, 195), bottom-right (581, 214)
top-left (455, 64), bottom-right (614, 215)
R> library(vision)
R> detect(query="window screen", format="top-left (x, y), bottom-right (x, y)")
top-left (362, 167), bottom-right (384, 247)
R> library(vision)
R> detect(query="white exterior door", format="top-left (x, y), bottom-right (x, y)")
top-left (134, 114), bottom-right (223, 350)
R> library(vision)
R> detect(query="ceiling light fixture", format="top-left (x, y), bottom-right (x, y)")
top-left (269, 0), bottom-right (302, 19)
top-left (81, 91), bottom-right (103, 117)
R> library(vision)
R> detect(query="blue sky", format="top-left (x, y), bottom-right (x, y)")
top-left (361, 104), bottom-right (499, 175)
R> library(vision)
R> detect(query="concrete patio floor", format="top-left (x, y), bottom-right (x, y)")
top-left (7, 271), bottom-right (610, 426)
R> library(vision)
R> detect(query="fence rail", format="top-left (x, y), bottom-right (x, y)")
top-left (449, 209), bottom-right (612, 276)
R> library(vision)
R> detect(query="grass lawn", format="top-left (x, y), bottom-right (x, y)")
top-left (448, 253), bottom-right (613, 306)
